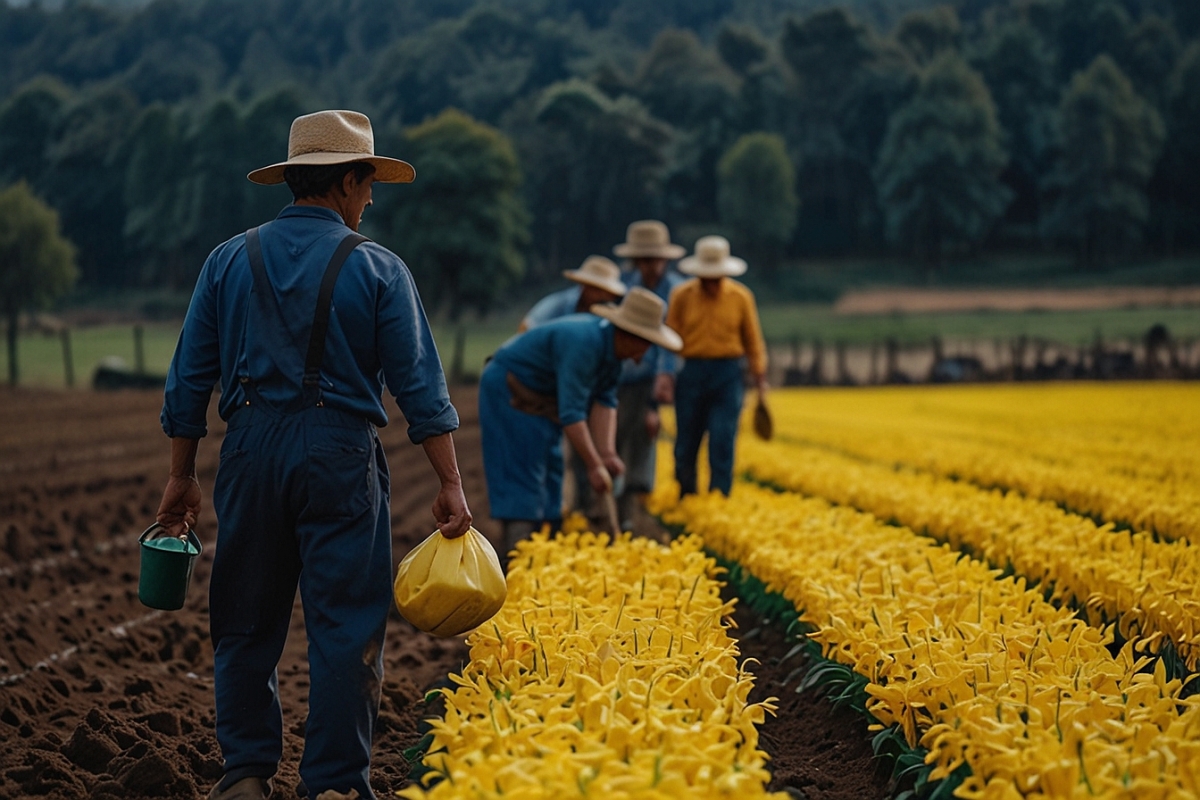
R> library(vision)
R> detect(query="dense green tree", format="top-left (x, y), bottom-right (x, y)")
top-left (972, 21), bottom-right (1059, 236)
top-left (516, 79), bottom-right (672, 271)
top-left (41, 86), bottom-right (137, 287)
top-left (1173, 0), bottom-right (1200, 37)
top-left (122, 105), bottom-right (187, 286)
top-left (894, 5), bottom-right (962, 66)
top-left (369, 7), bottom-right (575, 127)
top-left (1120, 15), bottom-right (1179, 111)
top-left (0, 77), bottom-right (71, 188)
top-left (875, 52), bottom-right (1011, 268)
top-left (716, 23), bottom-right (769, 75)
top-left (1042, 55), bottom-right (1164, 267)
top-left (633, 29), bottom-right (739, 225)
top-left (0, 182), bottom-right (77, 386)
top-left (716, 132), bottom-right (798, 270)
top-left (377, 109), bottom-right (529, 319)
top-left (1149, 41), bottom-right (1200, 251)
top-left (780, 8), bottom-right (915, 253)
top-left (240, 89), bottom-right (307, 226)
top-left (1054, 0), bottom-right (1132, 80)
top-left (173, 99), bottom-right (247, 282)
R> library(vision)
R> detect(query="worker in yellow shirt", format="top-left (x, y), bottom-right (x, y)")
top-left (666, 235), bottom-right (768, 496)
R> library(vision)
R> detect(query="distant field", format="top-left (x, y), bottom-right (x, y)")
top-left (6, 302), bottom-right (1200, 388)
top-left (757, 304), bottom-right (1200, 346)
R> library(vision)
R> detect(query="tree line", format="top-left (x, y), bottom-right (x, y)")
top-left (1, 0), bottom-right (1197, 319)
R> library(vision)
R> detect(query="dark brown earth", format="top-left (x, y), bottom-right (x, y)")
top-left (0, 386), bottom-right (889, 799)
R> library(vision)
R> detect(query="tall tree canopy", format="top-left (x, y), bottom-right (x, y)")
top-left (1042, 55), bottom-right (1165, 267)
top-left (376, 109), bottom-right (529, 320)
top-left (716, 132), bottom-right (798, 270)
top-left (0, 181), bottom-right (77, 386)
top-left (874, 52), bottom-right (1011, 267)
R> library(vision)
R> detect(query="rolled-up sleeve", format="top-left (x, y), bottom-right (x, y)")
top-left (376, 263), bottom-right (459, 443)
top-left (161, 254), bottom-right (222, 439)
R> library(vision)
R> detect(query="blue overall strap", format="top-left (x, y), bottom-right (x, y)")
top-left (302, 231), bottom-right (369, 389)
top-left (243, 225), bottom-right (369, 408)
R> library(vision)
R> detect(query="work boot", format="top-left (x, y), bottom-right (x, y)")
top-left (314, 791), bottom-right (360, 800)
top-left (208, 776), bottom-right (271, 800)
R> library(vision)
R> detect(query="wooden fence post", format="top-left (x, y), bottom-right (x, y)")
top-left (61, 328), bottom-right (74, 388)
top-left (133, 324), bottom-right (145, 375)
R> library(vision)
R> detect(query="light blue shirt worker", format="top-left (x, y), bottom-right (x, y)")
top-left (520, 285), bottom-right (582, 331)
top-left (161, 205), bottom-right (458, 443)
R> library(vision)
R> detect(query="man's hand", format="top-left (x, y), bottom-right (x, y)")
top-left (157, 474), bottom-right (201, 538)
top-left (587, 463), bottom-right (614, 495)
top-left (432, 480), bottom-right (472, 539)
top-left (601, 452), bottom-right (625, 480)
top-left (421, 432), bottom-right (471, 538)
top-left (644, 409), bottom-right (660, 439)
top-left (653, 373), bottom-right (674, 405)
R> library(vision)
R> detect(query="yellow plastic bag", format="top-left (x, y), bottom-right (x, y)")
top-left (393, 527), bottom-right (507, 637)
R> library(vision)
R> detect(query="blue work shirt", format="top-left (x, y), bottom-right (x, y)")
top-left (619, 267), bottom-right (685, 385)
top-left (521, 285), bottom-right (582, 330)
top-left (162, 205), bottom-right (458, 443)
top-left (490, 314), bottom-right (620, 426)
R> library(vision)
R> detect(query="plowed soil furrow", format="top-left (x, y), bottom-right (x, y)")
top-left (0, 385), bottom-right (887, 800)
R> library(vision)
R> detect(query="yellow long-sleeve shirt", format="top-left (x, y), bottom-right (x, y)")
top-left (666, 278), bottom-right (768, 378)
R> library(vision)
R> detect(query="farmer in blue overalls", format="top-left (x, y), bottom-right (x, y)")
top-left (156, 110), bottom-right (472, 800)
top-left (480, 287), bottom-right (682, 556)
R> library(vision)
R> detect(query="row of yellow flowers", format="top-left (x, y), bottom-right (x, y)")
top-left (648, 467), bottom-right (1200, 798)
top-left (761, 384), bottom-right (1200, 541)
top-left (399, 531), bottom-right (784, 799)
top-left (736, 435), bottom-right (1200, 671)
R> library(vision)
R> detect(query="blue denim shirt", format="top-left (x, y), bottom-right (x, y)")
top-left (490, 313), bottom-right (620, 426)
top-left (161, 205), bottom-right (458, 443)
top-left (521, 285), bottom-right (582, 329)
top-left (619, 267), bottom-right (685, 385)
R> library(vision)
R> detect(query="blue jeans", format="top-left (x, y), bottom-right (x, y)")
top-left (674, 358), bottom-right (744, 496)
top-left (478, 360), bottom-right (564, 522)
top-left (210, 401), bottom-right (390, 799)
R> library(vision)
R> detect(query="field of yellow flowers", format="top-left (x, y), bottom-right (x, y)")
top-left (405, 383), bottom-right (1199, 799)
top-left (650, 382), bottom-right (1200, 798)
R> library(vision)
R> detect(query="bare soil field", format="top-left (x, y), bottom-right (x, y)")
top-left (0, 387), bottom-right (887, 799)
top-left (834, 285), bottom-right (1200, 314)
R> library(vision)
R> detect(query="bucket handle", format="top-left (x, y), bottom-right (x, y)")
top-left (138, 522), bottom-right (203, 555)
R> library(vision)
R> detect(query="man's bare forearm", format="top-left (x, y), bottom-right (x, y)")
top-left (587, 404), bottom-right (617, 457)
top-left (421, 432), bottom-right (464, 487)
top-left (563, 420), bottom-right (601, 469)
top-left (169, 437), bottom-right (200, 478)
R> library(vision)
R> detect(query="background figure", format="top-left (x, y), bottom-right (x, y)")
top-left (480, 288), bottom-right (681, 558)
top-left (667, 235), bottom-right (768, 497)
top-left (156, 111), bottom-right (472, 800)
top-left (518, 255), bottom-right (626, 332)
top-left (607, 220), bottom-right (687, 529)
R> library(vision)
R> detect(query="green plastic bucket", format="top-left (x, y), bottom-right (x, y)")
top-left (137, 523), bottom-right (202, 611)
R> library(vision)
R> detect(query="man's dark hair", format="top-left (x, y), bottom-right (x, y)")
top-left (283, 162), bottom-right (376, 200)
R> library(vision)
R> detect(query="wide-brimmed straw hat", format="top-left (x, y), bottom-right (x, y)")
top-left (247, 110), bottom-right (415, 186)
top-left (563, 256), bottom-right (627, 297)
top-left (678, 235), bottom-right (747, 278)
top-left (592, 287), bottom-right (683, 352)
top-left (613, 220), bottom-right (686, 260)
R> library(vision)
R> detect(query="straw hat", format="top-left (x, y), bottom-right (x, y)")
top-left (592, 287), bottom-right (683, 352)
top-left (247, 110), bottom-right (415, 186)
top-left (678, 235), bottom-right (747, 278)
top-left (613, 220), bottom-right (686, 260)
top-left (563, 256), bottom-right (627, 297)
